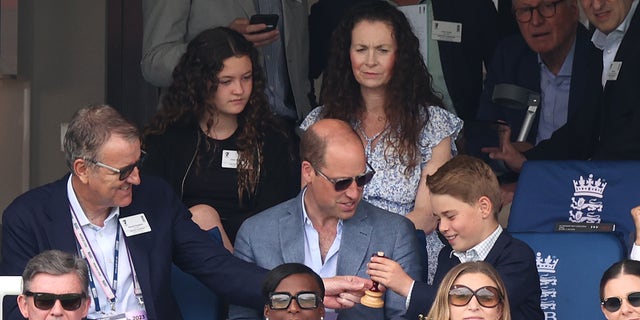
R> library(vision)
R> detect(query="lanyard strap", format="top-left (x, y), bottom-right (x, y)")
top-left (70, 206), bottom-right (117, 308)
top-left (70, 205), bottom-right (145, 312)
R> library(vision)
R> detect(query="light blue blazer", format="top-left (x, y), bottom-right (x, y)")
top-left (229, 190), bottom-right (425, 320)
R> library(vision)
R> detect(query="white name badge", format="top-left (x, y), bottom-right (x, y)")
top-left (432, 20), bottom-right (462, 43)
top-left (221, 150), bottom-right (239, 169)
top-left (607, 61), bottom-right (622, 81)
top-left (119, 213), bottom-right (152, 237)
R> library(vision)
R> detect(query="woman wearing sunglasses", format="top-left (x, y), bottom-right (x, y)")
top-left (144, 27), bottom-right (298, 252)
top-left (263, 263), bottom-right (325, 320)
top-left (600, 259), bottom-right (640, 319)
top-left (426, 261), bottom-right (511, 320)
top-left (300, 1), bottom-right (462, 283)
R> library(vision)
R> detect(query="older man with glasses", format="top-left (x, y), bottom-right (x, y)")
top-left (17, 250), bottom-right (91, 320)
top-left (479, 0), bottom-right (640, 174)
top-left (476, 0), bottom-right (602, 172)
top-left (229, 119), bottom-right (424, 320)
top-left (1, 104), bottom-right (268, 320)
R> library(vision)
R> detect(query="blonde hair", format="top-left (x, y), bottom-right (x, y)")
top-left (426, 261), bottom-right (511, 320)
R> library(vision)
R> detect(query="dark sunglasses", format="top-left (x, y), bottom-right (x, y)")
top-left (24, 291), bottom-right (85, 311)
top-left (268, 291), bottom-right (321, 310)
top-left (85, 150), bottom-right (147, 180)
top-left (449, 285), bottom-right (502, 308)
top-left (602, 292), bottom-right (640, 312)
top-left (312, 163), bottom-right (375, 192)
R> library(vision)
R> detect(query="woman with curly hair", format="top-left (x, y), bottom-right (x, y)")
top-left (144, 27), bottom-right (298, 251)
top-left (300, 1), bottom-right (462, 282)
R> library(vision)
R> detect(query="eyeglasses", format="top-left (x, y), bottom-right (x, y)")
top-left (268, 291), bottom-right (321, 310)
top-left (449, 285), bottom-right (502, 308)
top-left (601, 292), bottom-right (640, 312)
top-left (24, 291), bottom-right (85, 311)
top-left (85, 150), bottom-right (147, 180)
top-left (312, 163), bottom-right (375, 192)
top-left (513, 0), bottom-right (566, 23)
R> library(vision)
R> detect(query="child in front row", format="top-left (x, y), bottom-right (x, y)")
top-left (367, 155), bottom-right (543, 320)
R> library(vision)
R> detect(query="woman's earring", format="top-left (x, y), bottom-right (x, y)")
top-left (320, 317), bottom-right (324, 320)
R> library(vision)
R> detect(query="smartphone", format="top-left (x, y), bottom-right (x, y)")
top-left (249, 14), bottom-right (279, 34)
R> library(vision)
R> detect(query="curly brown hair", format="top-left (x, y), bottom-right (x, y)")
top-left (320, 1), bottom-right (445, 173)
top-left (145, 27), bottom-right (284, 200)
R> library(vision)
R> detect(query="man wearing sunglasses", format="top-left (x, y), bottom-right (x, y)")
top-left (17, 250), bottom-right (91, 320)
top-left (1, 105), bottom-right (268, 320)
top-left (230, 119), bottom-right (423, 320)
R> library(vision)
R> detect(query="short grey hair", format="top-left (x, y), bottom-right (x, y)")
top-left (22, 250), bottom-right (89, 296)
top-left (63, 104), bottom-right (140, 173)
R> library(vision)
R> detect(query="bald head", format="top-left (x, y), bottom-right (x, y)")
top-left (300, 119), bottom-right (364, 169)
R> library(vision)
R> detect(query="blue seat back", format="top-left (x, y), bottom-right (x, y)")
top-left (508, 161), bottom-right (640, 251)
top-left (171, 227), bottom-right (222, 320)
top-left (512, 232), bottom-right (625, 320)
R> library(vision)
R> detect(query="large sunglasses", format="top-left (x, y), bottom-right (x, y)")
top-left (85, 150), bottom-right (147, 180)
top-left (24, 291), bottom-right (85, 311)
top-left (602, 292), bottom-right (640, 312)
top-left (268, 291), bottom-right (321, 310)
top-left (312, 163), bottom-right (375, 192)
top-left (449, 285), bottom-right (502, 308)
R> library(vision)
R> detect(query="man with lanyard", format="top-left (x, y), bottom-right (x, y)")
top-left (1, 105), bottom-right (373, 320)
top-left (0, 105), bottom-right (265, 320)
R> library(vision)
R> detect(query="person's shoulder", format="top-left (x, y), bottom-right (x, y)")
top-left (359, 201), bottom-right (413, 227)
top-left (3, 176), bottom-right (68, 222)
top-left (243, 196), bottom-right (299, 225)
top-left (494, 230), bottom-right (537, 261)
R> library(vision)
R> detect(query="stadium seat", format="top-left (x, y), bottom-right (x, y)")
top-left (512, 232), bottom-right (625, 320)
top-left (508, 160), bottom-right (640, 252)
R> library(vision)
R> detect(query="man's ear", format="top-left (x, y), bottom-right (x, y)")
top-left (73, 158), bottom-right (91, 184)
top-left (478, 196), bottom-right (494, 219)
top-left (17, 294), bottom-right (30, 318)
top-left (301, 160), bottom-right (315, 185)
top-left (264, 305), bottom-right (270, 318)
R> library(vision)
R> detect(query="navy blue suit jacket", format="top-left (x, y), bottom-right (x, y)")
top-left (406, 231), bottom-right (544, 320)
top-left (1, 174), bottom-right (266, 320)
top-left (476, 25), bottom-right (602, 150)
top-left (592, 7), bottom-right (640, 160)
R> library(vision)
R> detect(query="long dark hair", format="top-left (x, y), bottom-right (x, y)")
top-left (145, 27), bottom-right (282, 200)
top-left (320, 0), bottom-right (445, 172)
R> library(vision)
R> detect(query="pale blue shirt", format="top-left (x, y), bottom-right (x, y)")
top-left (301, 189), bottom-right (342, 320)
top-left (255, 0), bottom-right (297, 119)
top-left (453, 226), bottom-right (503, 263)
top-left (591, 0), bottom-right (639, 87)
top-left (67, 176), bottom-right (144, 318)
top-left (536, 39), bottom-right (575, 143)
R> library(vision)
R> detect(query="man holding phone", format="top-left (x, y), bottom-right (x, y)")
top-left (141, 0), bottom-right (311, 124)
